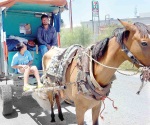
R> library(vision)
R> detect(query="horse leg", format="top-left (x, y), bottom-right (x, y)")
top-left (75, 102), bottom-right (87, 125)
top-left (55, 92), bottom-right (64, 121)
top-left (92, 102), bottom-right (101, 125)
top-left (48, 92), bottom-right (55, 122)
top-left (50, 104), bottom-right (55, 122)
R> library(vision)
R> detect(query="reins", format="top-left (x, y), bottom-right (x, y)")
top-left (116, 69), bottom-right (140, 76)
top-left (84, 52), bottom-right (140, 76)
top-left (100, 96), bottom-right (118, 120)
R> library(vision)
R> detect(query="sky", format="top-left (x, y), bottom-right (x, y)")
top-left (61, 0), bottom-right (150, 27)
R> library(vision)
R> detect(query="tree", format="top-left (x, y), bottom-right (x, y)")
top-left (60, 26), bottom-right (92, 47)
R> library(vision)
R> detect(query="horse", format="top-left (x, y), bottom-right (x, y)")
top-left (35, 19), bottom-right (150, 125)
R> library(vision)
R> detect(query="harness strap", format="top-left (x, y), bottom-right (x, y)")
top-left (89, 50), bottom-right (103, 90)
top-left (77, 48), bottom-right (112, 100)
top-left (137, 67), bottom-right (150, 94)
top-left (119, 37), bottom-right (144, 67)
top-left (86, 74), bottom-right (111, 100)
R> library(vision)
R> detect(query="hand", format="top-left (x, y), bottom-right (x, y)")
top-left (18, 65), bottom-right (23, 69)
top-left (47, 45), bottom-right (51, 50)
top-left (23, 65), bottom-right (29, 69)
top-left (18, 65), bottom-right (29, 73)
top-left (19, 65), bottom-right (28, 69)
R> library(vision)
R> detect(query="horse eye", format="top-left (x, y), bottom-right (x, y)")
top-left (141, 41), bottom-right (148, 47)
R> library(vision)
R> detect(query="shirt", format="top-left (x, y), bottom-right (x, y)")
top-left (11, 50), bottom-right (33, 73)
top-left (37, 25), bottom-right (58, 46)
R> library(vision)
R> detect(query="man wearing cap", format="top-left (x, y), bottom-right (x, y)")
top-left (37, 14), bottom-right (58, 57)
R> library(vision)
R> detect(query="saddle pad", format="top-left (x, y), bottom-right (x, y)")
top-left (46, 45), bottom-right (82, 84)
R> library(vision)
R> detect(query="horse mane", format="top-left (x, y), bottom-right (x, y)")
top-left (92, 38), bottom-right (109, 60)
top-left (92, 27), bottom-right (127, 60)
top-left (134, 22), bottom-right (150, 38)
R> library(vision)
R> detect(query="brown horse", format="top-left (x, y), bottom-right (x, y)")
top-left (39, 20), bottom-right (150, 125)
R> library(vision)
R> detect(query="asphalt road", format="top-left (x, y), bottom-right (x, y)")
top-left (0, 71), bottom-right (150, 125)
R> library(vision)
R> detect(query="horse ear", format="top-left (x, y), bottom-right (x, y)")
top-left (118, 19), bottom-right (136, 32)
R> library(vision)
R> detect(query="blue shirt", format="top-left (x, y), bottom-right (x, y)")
top-left (11, 50), bottom-right (33, 73)
top-left (37, 25), bottom-right (58, 46)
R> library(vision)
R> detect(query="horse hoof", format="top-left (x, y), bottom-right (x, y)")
top-left (59, 114), bottom-right (64, 121)
top-left (60, 117), bottom-right (64, 121)
top-left (51, 119), bottom-right (55, 122)
top-left (58, 112), bottom-right (64, 121)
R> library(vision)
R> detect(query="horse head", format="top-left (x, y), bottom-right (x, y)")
top-left (118, 19), bottom-right (150, 67)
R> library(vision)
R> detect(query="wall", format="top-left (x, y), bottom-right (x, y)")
top-left (3, 11), bottom-right (41, 40)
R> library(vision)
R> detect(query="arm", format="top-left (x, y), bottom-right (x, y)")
top-left (11, 55), bottom-right (20, 69)
top-left (12, 60), bottom-right (33, 70)
top-left (21, 60), bottom-right (33, 69)
top-left (37, 27), bottom-right (48, 46)
top-left (11, 58), bottom-right (24, 69)
top-left (26, 50), bottom-right (33, 66)
top-left (27, 60), bottom-right (33, 66)
top-left (12, 65), bottom-right (23, 69)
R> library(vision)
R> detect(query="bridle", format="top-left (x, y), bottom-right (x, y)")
top-left (119, 35), bottom-right (144, 67)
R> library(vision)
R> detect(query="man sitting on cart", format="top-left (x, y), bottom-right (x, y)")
top-left (37, 14), bottom-right (58, 57)
top-left (11, 42), bottom-right (43, 91)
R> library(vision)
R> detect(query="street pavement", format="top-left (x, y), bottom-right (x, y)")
top-left (0, 71), bottom-right (150, 125)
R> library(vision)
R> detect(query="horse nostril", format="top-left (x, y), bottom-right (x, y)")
top-left (141, 42), bottom-right (148, 47)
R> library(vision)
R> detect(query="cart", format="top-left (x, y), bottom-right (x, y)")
top-left (0, 0), bottom-right (67, 116)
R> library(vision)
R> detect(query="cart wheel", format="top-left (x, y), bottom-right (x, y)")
top-left (0, 85), bottom-right (13, 115)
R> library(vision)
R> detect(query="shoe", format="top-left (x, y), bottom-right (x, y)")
top-left (23, 85), bottom-right (37, 91)
top-left (38, 84), bottom-right (44, 88)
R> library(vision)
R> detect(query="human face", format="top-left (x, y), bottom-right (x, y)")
top-left (42, 17), bottom-right (49, 25)
top-left (21, 44), bottom-right (27, 52)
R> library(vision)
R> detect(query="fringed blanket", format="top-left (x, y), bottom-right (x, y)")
top-left (46, 45), bottom-right (82, 85)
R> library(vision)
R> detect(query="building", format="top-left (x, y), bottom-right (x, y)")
top-left (81, 13), bottom-right (150, 34)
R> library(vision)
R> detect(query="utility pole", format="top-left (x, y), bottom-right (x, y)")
top-left (134, 6), bottom-right (138, 18)
top-left (105, 14), bottom-right (110, 26)
top-left (92, 0), bottom-right (100, 41)
top-left (69, 0), bottom-right (73, 31)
